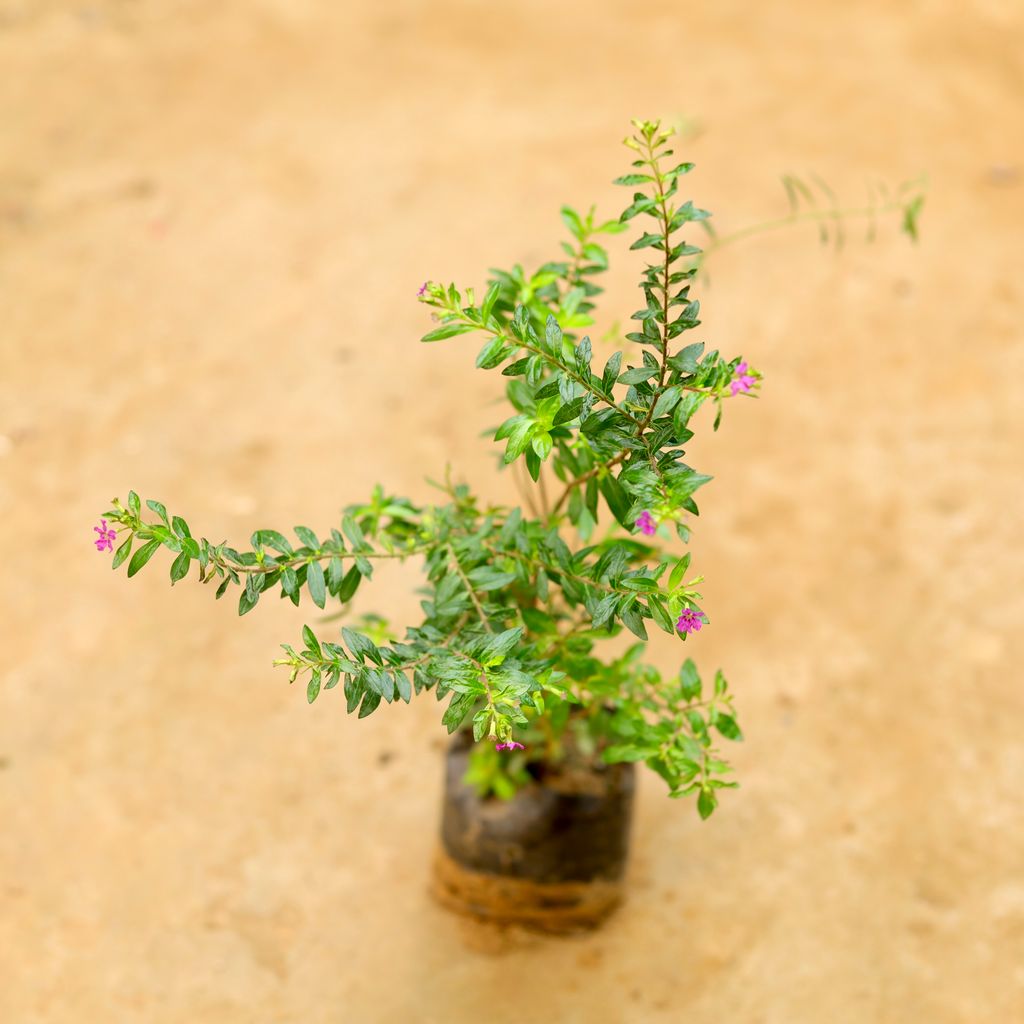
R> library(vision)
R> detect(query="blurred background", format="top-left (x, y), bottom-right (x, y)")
top-left (2, 1), bottom-right (1022, 1021)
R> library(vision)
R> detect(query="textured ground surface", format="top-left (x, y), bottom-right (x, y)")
top-left (2, 2), bottom-right (1023, 1021)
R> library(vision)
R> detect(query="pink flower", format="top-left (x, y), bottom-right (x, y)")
top-left (417, 281), bottom-right (429, 297)
top-left (635, 510), bottom-right (657, 536)
top-left (93, 519), bottom-right (117, 553)
top-left (495, 741), bottom-right (525, 752)
top-left (676, 608), bottom-right (706, 635)
top-left (730, 361), bottom-right (756, 397)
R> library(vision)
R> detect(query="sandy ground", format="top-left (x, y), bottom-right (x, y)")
top-left (2, 1), bottom-right (1023, 1021)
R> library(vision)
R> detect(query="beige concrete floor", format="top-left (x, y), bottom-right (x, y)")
top-left (2, 1), bottom-right (1023, 1021)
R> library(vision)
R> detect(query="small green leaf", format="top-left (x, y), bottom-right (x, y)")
top-left (252, 529), bottom-right (293, 555)
top-left (612, 173), bottom-right (653, 186)
top-left (395, 671), bottom-right (412, 703)
top-left (680, 659), bottom-right (702, 701)
top-left (357, 689), bottom-right (382, 718)
top-left (421, 322), bottom-right (476, 342)
top-left (442, 691), bottom-right (477, 734)
top-left (338, 565), bottom-right (361, 602)
top-left (327, 556), bottom-right (344, 592)
top-left (553, 397), bottom-right (586, 426)
top-left (560, 205), bottom-right (584, 241)
top-left (294, 526), bottom-right (320, 549)
top-left (342, 627), bottom-right (383, 665)
top-left (531, 432), bottom-right (553, 460)
top-left (238, 587), bottom-right (259, 616)
top-left (307, 672), bottom-right (322, 704)
top-left (599, 474), bottom-right (631, 527)
top-left (146, 499), bottom-right (169, 525)
top-left (480, 627), bottom-right (524, 664)
top-left (715, 713), bottom-right (743, 741)
top-left (669, 554), bottom-right (692, 590)
top-left (619, 366), bottom-right (659, 385)
top-left (697, 788), bottom-right (718, 820)
top-left (126, 540), bottom-right (160, 578)
top-left (480, 281), bottom-right (502, 322)
top-left (111, 536), bottom-right (133, 570)
top-left (466, 567), bottom-right (517, 592)
top-left (302, 625), bottom-right (321, 656)
top-left (306, 561), bottom-right (326, 609)
top-left (169, 551), bottom-right (190, 585)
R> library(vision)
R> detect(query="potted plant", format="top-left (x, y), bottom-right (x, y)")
top-left (95, 119), bottom-right (921, 933)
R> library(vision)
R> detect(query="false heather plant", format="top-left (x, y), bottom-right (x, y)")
top-left (97, 120), bottom-right (922, 817)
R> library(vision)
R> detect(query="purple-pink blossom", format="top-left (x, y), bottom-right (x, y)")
top-left (495, 741), bottom-right (525, 752)
top-left (417, 281), bottom-right (429, 297)
top-left (635, 510), bottom-right (657, 536)
top-left (676, 608), bottom-right (706, 635)
top-left (93, 519), bottom-right (117, 553)
top-left (730, 361), bottom-right (756, 397)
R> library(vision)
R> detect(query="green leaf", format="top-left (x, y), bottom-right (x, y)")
top-left (715, 713), bottom-right (743, 741)
top-left (367, 669), bottom-right (395, 702)
top-left (466, 567), bottom-right (517, 592)
top-left (472, 709), bottom-right (490, 742)
top-left (294, 525), bottom-right (320, 549)
top-left (668, 341), bottom-right (704, 373)
top-left (652, 385), bottom-right (682, 418)
top-left (421, 322), bottom-right (476, 342)
top-left (238, 587), bottom-right (259, 616)
top-left (560, 205), bottom-right (584, 241)
top-left (599, 474), bottom-right (631, 527)
top-left (146, 499), bottom-right (169, 525)
top-left (302, 625), bottom-right (321, 656)
top-left (714, 669), bottom-right (728, 697)
top-left (126, 540), bottom-right (160, 578)
top-left (669, 554), bottom-right (691, 590)
top-left (395, 671), bottom-right (412, 703)
top-left (169, 551), bottom-right (190, 585)
top-left (647, 594), bottom-right (674, 633)
top-left (630, 231), bottom-right (663, 251)
top-left (531, 432), bottom-right (553, 460)
top-left (679, 659), bottom-right (702, 701)
top-left (306, 561), bottom-right (326, 609)
top-left (553, 397), bottom-right (586, 426)
top-left (603, 744), bottom-right (655, 762)
top-left (342, 627), bottom-right (383, 666)
top-left (480, 627), bottom-right (524, 664)
top-left (338, 565), bottom-right (361, 602)
top-left (307, 672), bottom-right (322, 704)
top-left (127, 491), bottom-right (141, 517)
top-left (619, 366), bottom-right (658, 385)
top-left (480, 281), bottom-right (501, 322)
top-left (590, 593), bottom-right (618, 629)
top-left (442, 691), bottom-right (477, 734)
top-left (525, 447), bottom-right (541, 482)
top-left (697, 788), bottom-right (718, 820)
top-left (620, 603), bottom-right (648, 640)
top-left (281, 567), bottom-right (299, 597)
top-left (111, 536), bottom-right (132, 570)
top-left (327, 556), bottom-right (344, 592)
top-left (902, 195), bottom-right (925, 242)
top-left (252, 529), bottom-right (293, 555)
top-left (612, 173), bottom-right (653, 186)
top-left (358, 690), bottom-right (382, 718)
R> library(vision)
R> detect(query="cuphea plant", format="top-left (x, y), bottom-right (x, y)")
top-left (96, 119), bottom-right (922, 817)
